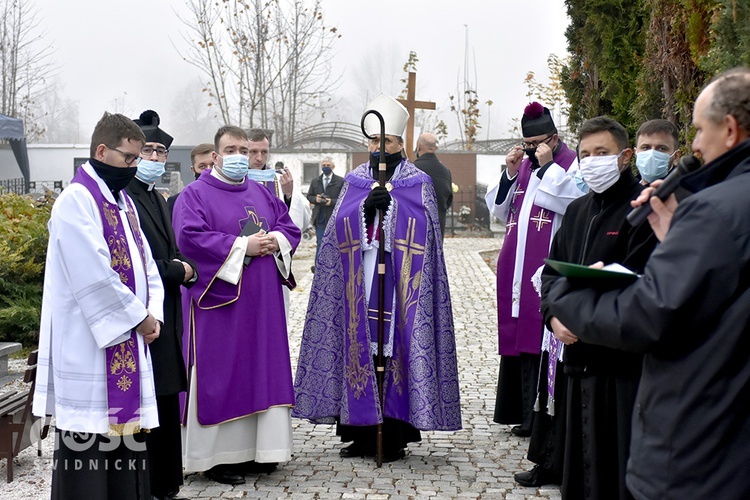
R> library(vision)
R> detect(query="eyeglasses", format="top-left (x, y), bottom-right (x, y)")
top-left (522, 135), bottom-right (554, 149)
top-left (105, 145), bottom-right (141, 166)
top-left (141, 145), bottom-right (169, 157)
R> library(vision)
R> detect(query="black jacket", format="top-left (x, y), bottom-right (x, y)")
top-left (414, 152), bottom-right (453, 237)
top-left (541, 169), bottom-right (657, 375)
top-left (126, 179), bottom-right (193, 396)
top-left (307, 172), bottom-right (343, 227)
top-left (546, 140), bottom-right (750, 499)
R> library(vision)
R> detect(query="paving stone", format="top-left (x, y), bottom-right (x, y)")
top-left (0, 236), bottom-right (570, 499)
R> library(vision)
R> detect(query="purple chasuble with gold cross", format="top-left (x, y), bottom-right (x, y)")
top-left (172, 174), bottom-right (300, 425)
top-left (293, 162), bottom-right (461, 431)
top-left (496, 143), bottom-right (577, 356)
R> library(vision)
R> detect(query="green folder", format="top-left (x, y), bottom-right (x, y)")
top-left (544, 259), bottom-right (639, 287)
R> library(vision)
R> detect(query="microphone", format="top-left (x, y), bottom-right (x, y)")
top-left (626, 155), bottom-right (702, 226)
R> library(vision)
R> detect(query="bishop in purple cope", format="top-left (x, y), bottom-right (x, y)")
top-left (293, 93), bottom-right (461, 462)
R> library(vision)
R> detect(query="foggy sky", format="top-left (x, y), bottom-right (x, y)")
top-left (33, 0), bottom-right (569, 146)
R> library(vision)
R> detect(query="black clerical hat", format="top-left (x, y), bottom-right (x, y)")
top-left (133, 110), bottom-right (174, 149)
top-left (521, 102), bottom-right (557, 138)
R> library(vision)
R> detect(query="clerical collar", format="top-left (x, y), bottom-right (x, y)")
top-left (134, 176), bottom-right (156, 191)
top-left (211, 166), bottom-right (244, 185)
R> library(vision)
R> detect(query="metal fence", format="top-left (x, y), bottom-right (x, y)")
top-left (0, 178), bottom-right (66, 197)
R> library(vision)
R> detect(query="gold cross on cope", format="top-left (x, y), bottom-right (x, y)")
top-left (512, 187), bottom-right (525, 203)
top-left (338, 217), bottom-right (361, 259)
top-left (398, 72), bottom-right (436, 161)
top-left (394, 217), bottom-right (426, 311)
top-left (529, 208), bottom-right (552, 231)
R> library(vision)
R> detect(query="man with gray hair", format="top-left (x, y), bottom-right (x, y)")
top-left (546, 67), bottom-right (750, 498)
top-left (414, 133), bottom-right (453, 238)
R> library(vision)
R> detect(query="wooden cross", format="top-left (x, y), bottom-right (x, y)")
top-left (398, 72), bottom-right (436, 161)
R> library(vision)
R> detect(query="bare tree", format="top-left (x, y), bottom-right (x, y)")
top-left (177, 0), bottom-right (340, 146)
top-left (37, 82), bottom-right (80, 143)
top-left (0, 0), bottom-right (55, 141)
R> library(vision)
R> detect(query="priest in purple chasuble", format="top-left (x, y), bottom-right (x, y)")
top-left (484, 102), bottom-right (583, 436)
top-left (172, 125), bottom-right (300, 485)
top-left (293, 93), bottom-right (461, 463)
top-left (33, 113), bottom-right (163, 500)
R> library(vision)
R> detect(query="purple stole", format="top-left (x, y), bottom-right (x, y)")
top-left (546, 334), bottom-right (563, 415)
top-left (496, 143), bottom-right (577, 356)
top-left (72, 167), bottom-right (149, 435)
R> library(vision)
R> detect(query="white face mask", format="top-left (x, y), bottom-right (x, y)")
top-left (579, 151), bottom-right (624, 193)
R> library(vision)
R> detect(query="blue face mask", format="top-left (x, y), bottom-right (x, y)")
top-left (246, 168), bottom-right (277, 182)
top-left (322, 166), bottom-right (332, 175)
top-left (573, 168), bottom-right (590, 194)
top-left (135, 159), bottom-right (165, 184)
top-left (636, 149), bottom-right (673, 183)
top-left (220, 154), bottom-right (250, 180)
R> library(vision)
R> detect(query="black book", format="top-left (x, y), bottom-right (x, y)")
top-left (241, 219), bottom-right (265, 266)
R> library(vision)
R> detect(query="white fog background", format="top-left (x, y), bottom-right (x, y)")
top-left (32, 0), bottom-right (569, 146)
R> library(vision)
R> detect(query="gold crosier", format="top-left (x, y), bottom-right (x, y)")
top-left (340, 217), bottom-right (369, 398)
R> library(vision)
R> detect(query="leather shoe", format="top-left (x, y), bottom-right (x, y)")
top-left (204, 465), bottom-right (245, 485)
top-left (380, 448), bottom-right (406, 463)
top-left (339, 442), bottom-right (374, 458)
top-left (236, 460), bottom-right (278, 474)
top-left (514, 465), bottom-right (556, 487)
top-left (511, 425), bottom-right (532, 437)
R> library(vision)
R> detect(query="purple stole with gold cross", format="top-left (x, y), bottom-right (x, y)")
top-left (72, 167), bottom-right (150, 436)
top-left (496, 143), bottom-right (577, 356)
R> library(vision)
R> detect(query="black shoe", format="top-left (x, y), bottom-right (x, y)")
top-left (236, 460), bottom-right (278, 474)
top-left (311, 265), bottom-right (316, 273)
top-left (380, 448), bottom-right (406, 463)
top-left (511, 425), bottom-right (532, 437)
top-left (514, 465), bottom-right (556, 487)
top-left (204, 465), bottom-right (245, 485)
top-left (339, 442), bottom-right (374, 458)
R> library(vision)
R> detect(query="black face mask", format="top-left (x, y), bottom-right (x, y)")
top-left (524, 147), bottom-right (540, 167)
top-left (369, 151), bottom-right (403, 180)
top-left (194, 171), bottom-right (202, 181)
top-left (90, 157), bottom-right (138, 195)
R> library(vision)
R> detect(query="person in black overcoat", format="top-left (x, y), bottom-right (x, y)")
top-left (126, 110), bottom-right (196, 500)
top-left (414, 133), bottom-right (453, 239)
top-left (307, 157), bottom-right (344, 270)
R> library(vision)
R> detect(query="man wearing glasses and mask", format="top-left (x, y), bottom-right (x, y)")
top-left (34, 113), bottom-right (163, 499)
top-left (125, 110), bottom-right (196, 500)
top-left (485, 102), bottom-right (584, 439)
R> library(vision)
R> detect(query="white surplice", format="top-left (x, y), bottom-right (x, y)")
top-left (485, 159), bottom-right (583, 317)
top-left (33, 162), bottom-right (164, 434)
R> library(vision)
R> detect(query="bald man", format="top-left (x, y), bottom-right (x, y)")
top-left (414, 133), bottom-right (453, 238)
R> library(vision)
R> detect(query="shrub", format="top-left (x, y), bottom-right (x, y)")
top-left (0, 193), bottom-right (52, 347)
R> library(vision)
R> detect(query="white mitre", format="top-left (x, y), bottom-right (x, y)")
top-left (363, 92), bottom-right (409, 138)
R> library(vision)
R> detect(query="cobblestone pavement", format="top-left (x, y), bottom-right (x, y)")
top-left (0, 235), bottom-right (561, 499)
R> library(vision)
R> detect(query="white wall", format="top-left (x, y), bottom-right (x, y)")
top-left (477, 154), bottom-right (507, 189)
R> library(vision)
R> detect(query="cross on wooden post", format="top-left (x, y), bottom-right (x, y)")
top-left (398, 71), bottom-right (436, 161)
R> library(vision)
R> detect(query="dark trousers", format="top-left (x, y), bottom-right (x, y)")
top-left (337, 418), bottom-right (421, 453)
top-left (147, 394), bottom-right (184, 497)
top-left (315, 222), bottom-right (326, 263)
top-left (52, 429), bottom-right (150, 500)
top-left (494, 353), bottom-right (540, 432)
